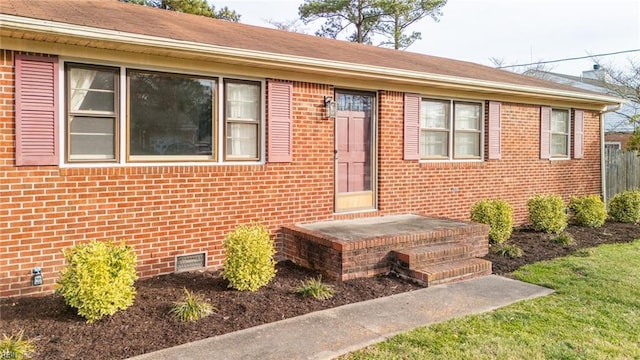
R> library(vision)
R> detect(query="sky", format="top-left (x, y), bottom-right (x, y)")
top-left (210, 0), bottom-right (640, 76)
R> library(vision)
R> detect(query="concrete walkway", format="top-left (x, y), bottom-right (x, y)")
top-left (130, 275), bottom-right (552, 360)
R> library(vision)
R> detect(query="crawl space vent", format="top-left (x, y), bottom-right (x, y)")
top-left (175, 252), bottom-right (206, 272)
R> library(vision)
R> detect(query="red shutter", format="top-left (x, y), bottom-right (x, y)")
top-left (488, 101), bottom-right (502, 160)
top-left (267, 81), bottom-right (293, 162)
top-left (574, 110), bottom-right (584, 159)
top-left (540, 106), bottom-right (551, 160)
top-left (15, 54), bottom-right (59, 166)
top-left (404, 93), bottom-right (420, 160)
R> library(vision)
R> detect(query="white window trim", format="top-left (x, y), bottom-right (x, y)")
top-left (58, 58), bottom-right (266, 168)
top-left (604, 141), bottom-right (621, 150)
top-left (419, 97), bottom-right (485, 163)
top-left (549, 108), bottom-right (571, 161)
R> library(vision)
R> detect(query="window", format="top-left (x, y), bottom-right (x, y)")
top-left (128, 70), bottom-right (215, 160)
top-left (66, 64), bottom-right (119, 161)
top-left (551, 109), bottom-right (570, 158)
top-left (61, 62), bottom-right (266, 164)
top-left (605, 142), bottom-right (621, 150)
top-left (420, 99), bottom-right (482, 160)
top-left (224, 80), bottom-right (261, 160)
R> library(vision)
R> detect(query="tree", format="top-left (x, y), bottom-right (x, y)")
top-left (298, 0), bottom-right (446, 49)
top-left (299, 0), bottom-right (382, 44)
top-left (376, 0), bottom-right (446, 50)
top-left (120, 0), bottom-right (240, 22)
top-left (595, 59), bottom-right (640, 151)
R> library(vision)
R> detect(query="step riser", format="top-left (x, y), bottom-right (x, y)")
top-left (393, 259), bottom-right (492, 287)
top-left (395, 244), bottom-right (471, 268)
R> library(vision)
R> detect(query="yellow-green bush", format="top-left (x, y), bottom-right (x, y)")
top-left (527, 195), bottom-right (567, 233)
top-left (222, 223), bottom-right (276, 291)
top-left (608, 190), bottom-right (640, 223)
top-left (55, 240), bottom-right (137, 323)
top-left (470, 199), bottom-right (513, 244)
top-left (568, 195), bottom-right (607, 227)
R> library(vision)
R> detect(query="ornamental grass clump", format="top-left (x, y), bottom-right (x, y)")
top-left (292, 277), bottom-right (335, 300)
top-left (527, 195), bottom-right (567, 234)
top-left (0, 330), bottom-right (36, 360)
top-left (552, 232), bottom-right (576, 246)
top-left (170, 288), bottom-right (216, 322)
top-left (470, 199), bottom-right (514, 244)
top-left (490, 243), bottom-right (523, 258)
top-left (223, 222), bottom-right (276, 291)
top-left (568, 195), bottom-right (607, 228)
top-left (608, 190), bottom-right (640, 223)
top-left (55, 240), bottom-right (137, 323)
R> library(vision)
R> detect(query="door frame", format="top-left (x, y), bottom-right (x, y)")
top-left (333, 89), bottom-right (378, 213)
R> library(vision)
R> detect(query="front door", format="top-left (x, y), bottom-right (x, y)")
top-left (335, 91), bottom-right (375, 212)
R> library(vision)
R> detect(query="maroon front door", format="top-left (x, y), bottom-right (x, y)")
top-left (335, 92), bottom-right (374, 212)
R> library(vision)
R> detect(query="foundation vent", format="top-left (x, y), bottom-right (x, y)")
top-left (175, 252), bottom-right (207, 272)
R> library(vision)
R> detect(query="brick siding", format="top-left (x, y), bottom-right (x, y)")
top-left (0, 50), bottom-right (602, 297)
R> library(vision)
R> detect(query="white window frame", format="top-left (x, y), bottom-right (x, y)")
top-left (58, 59), bottom-right (266, 167)
top-left (420, 98), bottom-right (484, 161)
top-left (604, 142), bottom-right (621, 150)
top-left (65, 63), bottom-right (120, 163)
top-left (550, 108), bottom-right (571, 159)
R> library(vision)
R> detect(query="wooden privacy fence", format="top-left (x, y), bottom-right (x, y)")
top-left (605, 148), bottom-right (640, 200)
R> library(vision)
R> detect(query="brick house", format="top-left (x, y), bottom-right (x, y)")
top-left (0, 1), bottom-right (622, 297)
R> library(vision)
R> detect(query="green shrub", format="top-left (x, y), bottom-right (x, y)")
top-left (223, 223), bottom-right (276, 291)
top-left (0, 330), bottom-right (35, 360)
top-left (552, 232), bottom-right (576, 245)
top-left (292, 277), bottom-right (335, 300)
top-left (608, 190), bottom-right (640, 223)
top-left (490, 243), bottom-right (523, 258)
top-left (170, 288), bottom-right (216, 322)
top-left (527, 195), bottom-right (568, 233)
top-left (568, 195), bottom-right (607, 228)
top-left (470, 199), bottom-right (514, 244)
top-left (55, 240), bottom-right (137, 323)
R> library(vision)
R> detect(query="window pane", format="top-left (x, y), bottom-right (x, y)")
top-left (421, 130), bottom-right (448, 157)
top-left (226, 82), bottom-right (259, 120)
top-left (69, 68), bottom-right (115, 112)
top-left (455, 103), bottom-right (481, 130)
top-left (551, 110), bottom-right (569, 133)
top-left (129, 71), bottom-right (214, 156)
top-left (421, 100), bottom-right (449, 129)
top-left (226, 123), bottom-right (258, 158)
top-left (225, 81), bottom-right (261, 159)
top-left (69, 117), bottom-right (115, 159)
top-left (551, 134), bottom-right (568, 156)
top-left (454, 132), bottom-right (481, 157)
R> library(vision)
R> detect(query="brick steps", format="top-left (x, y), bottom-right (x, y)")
top-left (393, 243), bottom-right (492, 287)
top-left (395, 243), bottom-right (471, 268)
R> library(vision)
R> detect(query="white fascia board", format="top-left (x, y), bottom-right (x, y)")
top-left (0, 14), bottom-right (624, 107)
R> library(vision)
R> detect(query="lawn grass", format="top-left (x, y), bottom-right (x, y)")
top-left (344, 240), bottom-right (640, 360)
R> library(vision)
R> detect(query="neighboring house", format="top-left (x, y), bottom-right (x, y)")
top-left (526, 66), bottom-right (638, 150)
top-left (0, 0), bottom-right (622, 297)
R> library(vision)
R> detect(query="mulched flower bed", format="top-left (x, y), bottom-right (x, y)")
top-left (1, 221), bottom-right (638, 360)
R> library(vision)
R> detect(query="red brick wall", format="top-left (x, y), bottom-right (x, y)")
top-left (377, 91), bottom-right (601, 223)
top-left (0, 51), bottom-right (602, 297)
top-left (605, 133), bottom-right (632, 150)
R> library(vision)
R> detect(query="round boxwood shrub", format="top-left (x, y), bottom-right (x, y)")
top-left (223, 222), bottom-right (276, 291)
top-left (608, 190), bottom-right (640, 223)
top-left (527, 194), bottom-right (567, 233)
top-left (568, 194), bottom-right (607, 228)
top-left (470, 199), bottom-right (513, 244)
top-left (56, 240), bottom-right (137, 323)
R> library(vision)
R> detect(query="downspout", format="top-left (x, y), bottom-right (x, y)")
top-left (601, 103), bottom-right (623, 202)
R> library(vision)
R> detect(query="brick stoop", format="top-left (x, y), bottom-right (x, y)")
top-left (281, 214), bottom-right (491, 284)
top-left (393, 244), bottom-right (492, 286)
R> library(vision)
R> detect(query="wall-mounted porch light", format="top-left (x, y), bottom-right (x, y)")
top-left (324, 96), bottom-right (337, 119)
